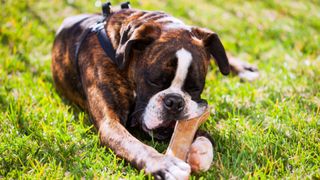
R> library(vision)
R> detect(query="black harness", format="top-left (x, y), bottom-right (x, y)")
top-left (74, 2), bottom-right (130, 78)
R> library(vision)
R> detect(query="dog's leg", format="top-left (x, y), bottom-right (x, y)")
top-left (86, 87), bottom-right (191, 179)
top-left (228, 55), bottom-right (259, 82)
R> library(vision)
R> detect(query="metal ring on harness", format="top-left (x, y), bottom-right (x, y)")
top-left (102, 2), bottom-right (112, 18)
top-left (120, 2), bottom-right (131, 9)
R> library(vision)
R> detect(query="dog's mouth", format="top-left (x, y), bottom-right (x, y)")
top-left (140, 100), bottom-right (208, 140)
top-left (142, 120), bottom-right (176, 140)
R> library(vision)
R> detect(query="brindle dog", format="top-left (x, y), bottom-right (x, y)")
top-left (52, 7), bottom-right (258, 179)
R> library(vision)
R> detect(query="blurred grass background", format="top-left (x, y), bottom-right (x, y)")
top-left (0, 0), bottom-right (319, 179)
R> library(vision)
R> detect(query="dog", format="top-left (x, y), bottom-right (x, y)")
top-left (52, 4), bottom-right (258, 179)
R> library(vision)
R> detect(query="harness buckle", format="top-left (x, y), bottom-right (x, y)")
top-left (90, 21), bottom-right (106, 33)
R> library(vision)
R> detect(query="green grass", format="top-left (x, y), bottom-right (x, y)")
top-left (1, 0), bottom-right (319, 179)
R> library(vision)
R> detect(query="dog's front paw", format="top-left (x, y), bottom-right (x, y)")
top-left (187, 136), bottom-right (213, 173)
top-left (145, 154), bottom-right (191, 180)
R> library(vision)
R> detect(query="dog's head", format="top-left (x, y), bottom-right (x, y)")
top-left (114, 13), bottom-right (230, 139)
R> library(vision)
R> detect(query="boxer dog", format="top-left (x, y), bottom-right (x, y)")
top-left (52, 5), bottom-right (258, 179)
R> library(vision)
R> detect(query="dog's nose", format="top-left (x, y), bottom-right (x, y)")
top-left (163, 93), bottom-right (185, 113)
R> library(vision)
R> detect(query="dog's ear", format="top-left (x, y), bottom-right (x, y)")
top-left (192, 27), bottom-right (230, 75)
top-left (115, 23), bottom-right (161, 69)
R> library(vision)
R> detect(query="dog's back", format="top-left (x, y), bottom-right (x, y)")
top-left (52, 14), bottom-right (101, 108)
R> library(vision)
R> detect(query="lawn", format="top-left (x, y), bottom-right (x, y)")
top-left (1, 0), bottom-right (319, 179)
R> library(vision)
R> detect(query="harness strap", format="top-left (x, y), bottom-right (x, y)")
top-left (74, 1), bottom-right (130, 80)
top-left (95, 23), bottom-right (116, 61)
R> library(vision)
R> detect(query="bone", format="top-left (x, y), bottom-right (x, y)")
top-left (166, 107), bottom-right (210, 161)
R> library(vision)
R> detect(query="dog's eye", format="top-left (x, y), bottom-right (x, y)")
top-left (186, 85), bottom-right (201, 93)
top-left (147, 79), bottom-right (162, 88)
top-left (184, 83), bottom-right (202, 97)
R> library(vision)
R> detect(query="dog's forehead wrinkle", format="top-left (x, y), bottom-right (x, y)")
top-left (156, 16), bottom-right (183, 24)
top-left (130, 11), bottom-right (190, 32)
top-left (138, 11), bottom-right (165, 20)
top-left (155, 16), bottom-right (191, 31)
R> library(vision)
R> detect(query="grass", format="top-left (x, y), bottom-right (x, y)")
top-left (1, 0), bottom-right (319, 179)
